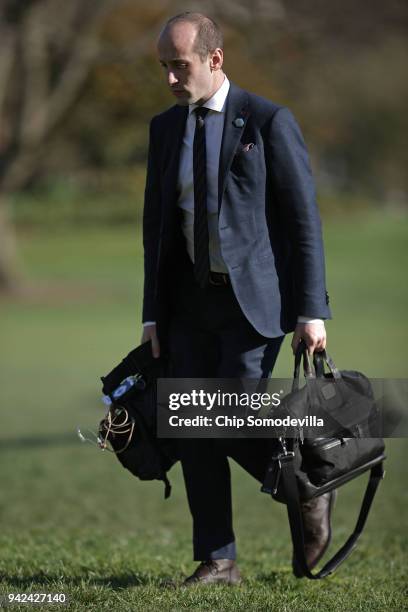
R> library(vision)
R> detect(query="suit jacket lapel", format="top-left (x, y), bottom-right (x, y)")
top-left (218, 83), bottom-right (250, 210)
top-left (164, 105), bottom-right (188, 206)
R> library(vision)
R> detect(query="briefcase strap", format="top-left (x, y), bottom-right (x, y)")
top-left (279, 455), bottom-right (384, 579)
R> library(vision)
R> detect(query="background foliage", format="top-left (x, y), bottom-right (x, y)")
top-left (1, 0), bottom-right (408, 214)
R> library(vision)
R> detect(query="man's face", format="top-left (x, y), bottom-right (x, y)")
top-left (157, 22), bottom-right (215, 106)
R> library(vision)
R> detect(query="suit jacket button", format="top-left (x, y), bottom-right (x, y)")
top-left (325, 291), bottom-right (330, 304)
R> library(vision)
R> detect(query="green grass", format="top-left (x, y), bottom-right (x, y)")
top-left (0, 213), bottom-right (407, 611)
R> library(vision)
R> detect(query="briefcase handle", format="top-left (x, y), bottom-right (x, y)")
top-left (293, 340), bottom-right (315, 390)
top-left (294, 340), bottom-right (336, 380)
top-left (313, 349), bottom-right (342, 380)
top-left (294, 342), bottom-right (355, 432)
top-left (293, 341), bottom-right (342, 390)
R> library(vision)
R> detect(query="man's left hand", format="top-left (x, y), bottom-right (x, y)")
top-left (291, 320), bottom-right (327, 355)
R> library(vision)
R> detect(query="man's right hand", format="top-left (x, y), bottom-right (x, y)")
top-left (141, 323), bottom-right (160, 358)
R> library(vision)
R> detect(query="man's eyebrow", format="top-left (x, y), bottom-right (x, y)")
top-left (159, 58), bottom-right (190, 64)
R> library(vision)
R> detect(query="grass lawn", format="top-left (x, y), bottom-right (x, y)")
top-left (0, 212), bottom-right (407, 611)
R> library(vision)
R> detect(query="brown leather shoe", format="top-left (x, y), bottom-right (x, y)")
top-left (183, 559), bottom-right (242, 586)
top-left (292, 489), bottom-right (337, 577)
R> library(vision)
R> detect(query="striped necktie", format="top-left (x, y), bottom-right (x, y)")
top-left (193, 106), bottom-right (210, 288)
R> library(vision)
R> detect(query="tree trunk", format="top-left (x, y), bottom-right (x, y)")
top-left (0, 197), bottom-right (21, 294)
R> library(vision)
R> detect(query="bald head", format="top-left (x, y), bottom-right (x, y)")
top-left (157, 12), bottom-right (225, 106)
top-left (161, 12), bottom-right (223, 61)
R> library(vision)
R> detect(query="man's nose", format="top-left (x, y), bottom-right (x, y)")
top-left (167, 70), bottom-right (178, 86)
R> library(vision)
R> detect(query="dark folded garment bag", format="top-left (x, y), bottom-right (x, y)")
top-left (100, 342), bottom-right (178, 498)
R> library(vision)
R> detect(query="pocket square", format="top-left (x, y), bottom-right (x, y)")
top-left (242, 143), bottom-right (255, 152)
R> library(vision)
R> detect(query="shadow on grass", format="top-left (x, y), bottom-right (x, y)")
top-left (2, 572), bottom-right (177, 589)
top-left (0, 433), bottom-right (79, 450)
top-left (254, 569), bottom-right (294, 585)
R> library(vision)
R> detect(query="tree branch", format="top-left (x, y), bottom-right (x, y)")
top-left (0, 25), bottom-right (17, 154)
top-left (31, 0), bottom-right (127, 140)
top-left (19, 2), bottom-right (49, 148)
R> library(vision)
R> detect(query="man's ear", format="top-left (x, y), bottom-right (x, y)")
top-left (210, 48), bottom-right (223, 71)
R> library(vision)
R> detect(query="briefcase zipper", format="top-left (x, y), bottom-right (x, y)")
top-left (308, 438), bottom-right (348, 451)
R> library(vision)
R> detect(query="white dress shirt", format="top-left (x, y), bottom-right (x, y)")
top-left (177, 75), bottom-right (230, 273)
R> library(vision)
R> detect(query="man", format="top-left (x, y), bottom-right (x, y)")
top-left (141, 12), bottom-right (332, 585)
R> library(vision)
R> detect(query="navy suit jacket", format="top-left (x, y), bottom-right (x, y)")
top-left (142, 82), bottom-right (331, 339)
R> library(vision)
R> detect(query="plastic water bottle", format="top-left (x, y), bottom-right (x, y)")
top-left (102, 373), bottom-right (146, 406)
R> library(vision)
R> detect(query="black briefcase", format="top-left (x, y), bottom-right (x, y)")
top-left (262, 342), bottom-right (386, 579)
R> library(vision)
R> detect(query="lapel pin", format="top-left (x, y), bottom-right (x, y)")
top-left (233, 117), bottom-right (245, 128)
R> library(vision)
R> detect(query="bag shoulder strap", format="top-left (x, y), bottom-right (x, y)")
top-left (279, 455), bottom-right (384, 579)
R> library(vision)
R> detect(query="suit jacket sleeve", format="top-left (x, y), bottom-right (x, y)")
top-left (267, 107), bottom-right (331, 319)
top-left (142, 117), bottom-right (161, 323)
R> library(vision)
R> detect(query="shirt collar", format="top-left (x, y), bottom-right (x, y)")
top-left (189, 76), bottom-right (230, 115)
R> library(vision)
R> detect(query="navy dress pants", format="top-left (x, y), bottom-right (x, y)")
top-left (168, 269), bottom-right (284, 561)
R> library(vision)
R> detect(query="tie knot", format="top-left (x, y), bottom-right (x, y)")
top-left (194, 106), bottom-right (209, 126)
